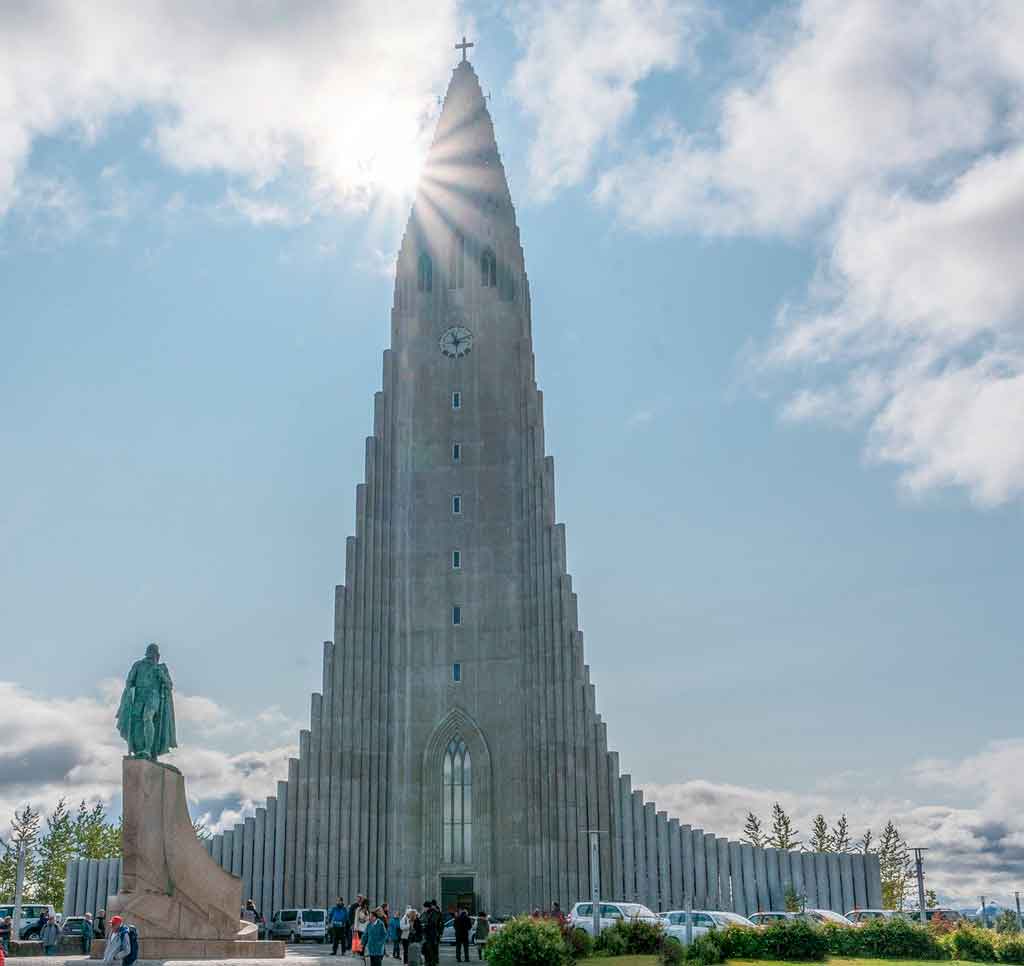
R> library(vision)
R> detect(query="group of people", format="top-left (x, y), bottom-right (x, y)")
top-left (325, 895), bottom-right (490, 965)
top-left (0, 909), bottom-right (104, 957)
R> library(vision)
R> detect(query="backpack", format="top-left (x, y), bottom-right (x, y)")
top-left (123, 925), bottom-right (139, 966)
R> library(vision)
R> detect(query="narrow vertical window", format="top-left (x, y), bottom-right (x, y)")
top-left (451, 495), bottom-right (461, 514)
top-left (452, 605), bottom-right (462, 625)
top-left (452, 442), bottom-right (461, 463)
top-left (448, 231), bottom-right (465, 289)
top-left (442, 738), bottom-right (472, 864)
top-left (480, 247), bottom-right (497, 288)
top-left (452, 662), bottom-right (462, 682)
top-left (451, 391), bottom-right (461, 410)
top-left (452, 549), bottom-right (461, 569)
top-left (418, 252), bottom-right (433, 292)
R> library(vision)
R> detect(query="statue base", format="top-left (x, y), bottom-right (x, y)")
top-left (91, 938), bottom-right (285, 960)
top-left (102, 757), bottom-right (283, 958)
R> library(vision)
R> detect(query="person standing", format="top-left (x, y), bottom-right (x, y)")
top-left (363, 910), bottom-right (387, 966)
top-left (353, 899), bottom-right (371, 959)
top-left (399, 908), bottom-right (413, 964)
top-left (422, 902), bottom-right (442, 966)
top-left (328, 898), bottom-right (348, 956)
top-left (95, 909), bottom-right (106, 940)
top-left (387, 909), bottom-right (401, 959)
top-left (102, 916), bottom-right (127, 965)
top-left (453, 908), bottom-right (471, 963)
top-left (82, 913), bottom-right (94, 955)
top-left (473, 912), bottom-right (489, 961)
top-left (39, 916), bottom-right (61, 956)
top-left (0, 916), bottom-right (12, 954)
top-left (405, 909), bottom-right (423, 966)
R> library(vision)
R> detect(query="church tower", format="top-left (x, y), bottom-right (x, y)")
top-left (197, 47), bottom-right (883, 922)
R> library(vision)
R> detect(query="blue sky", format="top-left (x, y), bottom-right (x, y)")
top-left (2, 0), bottom-right (1022, 904)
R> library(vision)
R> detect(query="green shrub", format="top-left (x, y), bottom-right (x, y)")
top-left (565, 926), bottom-right (593, 960)
top-left (997, 911), bottom-right (1022, 934)
top-left (483, 916), bottom-right (569, 966)
top-left (760, 918), bottom-right (828, 961)
top-left (659, 936), bottom-right (686, 966)
top-left (683, 932), bottom-right (725, 966)
top-left (856, 915), bottom-right (946, 959)
top-left (716, 923), bottom-right (767, 959)
top-left (593, 918), bottom-right (665, 956)
top-left (943, 923), bottom-right (997, 962)
top-left (998, 932), bottom-right (1024, 964)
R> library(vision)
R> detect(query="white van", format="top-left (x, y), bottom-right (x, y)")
top-left (0, 903), bottom-right (58, 939)
top-left (268, 908), bottom-right (326, 943)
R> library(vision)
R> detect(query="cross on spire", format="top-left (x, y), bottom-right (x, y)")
top-left (455, 35), bottom-right (474, 62)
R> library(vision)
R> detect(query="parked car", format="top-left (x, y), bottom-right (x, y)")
top-left (568, 901), bottom-right (660, 935)
top-left (0, 903), bottom-right (58, 939)
top-left (661, 910), bottom-right (756, 943)
top-left (267, 908), bottom-right (327, 943)
top-left (748, 912), bottom-right (797, 926)
top-left (60, 917), bottom-right (90, 938)
top-left (846, 909), bottom-right (896, 925)
top-left (895, 908), bottom-right (963, 925)
top-left (440, 915), bottom-right (477, 946)
top-left (802, 908), bottom-right (855, 926)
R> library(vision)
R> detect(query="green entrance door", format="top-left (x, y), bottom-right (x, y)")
top-left (440, 876), bottom-right (475, 916)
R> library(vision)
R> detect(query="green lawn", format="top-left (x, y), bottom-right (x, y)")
top-left (599, 960), bottom-right (986, 966)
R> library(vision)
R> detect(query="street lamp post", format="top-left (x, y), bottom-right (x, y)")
top-left (912, 848), bottom-right (928, 925)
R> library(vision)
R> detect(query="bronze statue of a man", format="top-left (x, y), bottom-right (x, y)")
top-left (116, 642), bottom-right (177, 760)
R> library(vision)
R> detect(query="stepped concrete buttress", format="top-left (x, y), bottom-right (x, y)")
top-left (96, 757), bottom-right (284, 960)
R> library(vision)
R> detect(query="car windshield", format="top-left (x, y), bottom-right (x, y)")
top-left (667, 913), bottom-right (688, 925)
top-left (813, 910), bottom-right (851, 924)
top-left (621, 904), bottom-right (655, 918)
top-left (302, 910), bottom-right (324, 922)
top-left (712, 913), bottom-right (752, 926)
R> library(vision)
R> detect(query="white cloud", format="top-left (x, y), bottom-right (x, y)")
top-left (509, 0), bottom-right (703, 200)
top-left (591, 0), bottom-right (1024, 505)
top-left (644, 737), bottom-right (1024, 906)
top-left (0, 0), bottom-right (458, 218)
top-left (0, 680), bottom-right (297, 837)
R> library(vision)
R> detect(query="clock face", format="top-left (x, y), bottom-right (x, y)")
top-left (439, 325), bottom-right (474, 358)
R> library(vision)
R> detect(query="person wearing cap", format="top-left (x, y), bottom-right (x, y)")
top-left (102, 916), bottom-right (128, 964)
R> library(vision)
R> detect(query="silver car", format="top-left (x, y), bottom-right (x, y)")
top-left (661, 910), bottom-right (756, 944)
top-left (568, 901), bottom-right (660, 935)
top-left (748, 912), bottom-right (796, 926)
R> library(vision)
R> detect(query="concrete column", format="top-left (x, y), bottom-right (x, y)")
top-left (839, 853), bottom-right (855, 914)
top-left (307, 695), bottom-right (322, 908)
top-left (729, 842), bottom-right (745, 915)
top-left (619, 776), bottom-right (636, 900)
top-left (741, 844), bottom-right (757, 915)
top-left (212, 833), bottom-right (224, 868)
top-left (328, 611), bottom-right (345, 904)
top-left (595, 723), bottom-right (613, 903)
top-left (753, 847), bottom-right (769, 912)
top-left (644, 802), bottom-right (658, 911)
top-left (318, 643), bottom-right (334, 906)
top-left (669, 820), bottom-right (683, 909)
top-left (657, 812), bottom-right (670, 912)
top-left (274, 780), bottom-right (288, 917)
top-left (284, 757), bottom-right (299, 906)
top-left (242, 816), bottom-right (256, 905)
top-left (681, 825), bottom-right (694, 906)
top-left (231, 823), bottom-right (244, 878)
top-left (801, 851), bottom-right (818, 908)
top-left (814, 852), bottom-right (830, 908)
top-left (84, 859), bottom-right (98, 918)
top-left (766, 848), bottom-right (782, 910)
top-left (95, 860), bottom-right (110, 916)
top-left (789, 851), bottom-right (805, 911)
top-left (253, 807), bottom-right (267, 916)
top-left (222, 828), bottom-right (234, 874)
top-left (865, 853), bottom-right (883, 908)
top-left (631, 791), bottom-right (647, 905)
top-left (692, 829), bottom-right (706, 908)
top-left (827, 854), bottom-right (842, 912)
top-left (261, 800), bottom-right (276, 918)
top-left (852, 854), bottom-right (868, 911)
top-left (609, 752), bottom-right (624, 900)
top-left (584, 680), bottom-right (601, 906)
top-left (295, 730), bottom-right (310, 907)
top-left (717, 838), bottom-right (731, 910)
top-left (107, 859), bottom-right (120, 909)
top-left (704, 833), bottom-right (718, 911)
top-left (64, 859), bottom-right (79, 916)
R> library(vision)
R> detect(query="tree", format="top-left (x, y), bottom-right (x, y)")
top-left (742, 811), bottom-right (766, 848)
top-left (72, 801), bottom-right (121, 859)
top-left (0, 805), bottom-right (42, 901)
top-left (808, 814), bottom-right (831, 853)
top-left (768, 802), bottom-right (801, 850)
top-left (35, 798), bottom-right (75, 909)
top-left (878, 820), bottom-right (912, 910)
top-left (831, 814), bottom-right (852, 854)
top-left (859, 829), bottom-right (874, 854)
top-left (192, 819), bottom-right (211, 842)
top-left (925, 889), bottom-right (939, 909)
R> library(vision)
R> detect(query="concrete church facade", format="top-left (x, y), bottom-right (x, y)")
top-left (67, 53), bottom-right (881, 920)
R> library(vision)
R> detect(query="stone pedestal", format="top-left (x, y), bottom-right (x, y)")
top-left (97, 757), bottom-right (284, 959)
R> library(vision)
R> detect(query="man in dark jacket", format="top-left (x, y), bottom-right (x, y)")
top-left (452, 909), bottom-right (471, 963)
top-left (421, 902), bottom-right (441, 966)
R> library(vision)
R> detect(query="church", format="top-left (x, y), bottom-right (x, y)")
top-left (73, 47), bottom-right (881, 920)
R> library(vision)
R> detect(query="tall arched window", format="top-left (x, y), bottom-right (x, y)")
top-left (442, 737), bottom-right (472, 864)
top-left (448, 232), bottom-right (465, 289)
top-left (418, 252), bottom-right (433, 292)
top-left (480, 248), bottom-right (497, 288)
